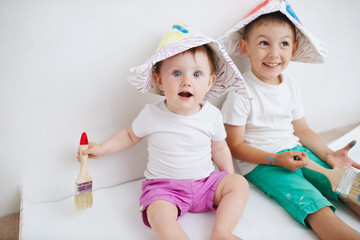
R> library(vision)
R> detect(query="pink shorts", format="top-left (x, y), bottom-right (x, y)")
top-left (139, 171), bottom-right (228, 227)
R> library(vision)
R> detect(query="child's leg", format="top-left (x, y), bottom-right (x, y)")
top-left (146, 200), bottom-right (189, 240)
top-left (340, 196), bottom-right (360, 216)
top-left (246, 152), bottom-right (360, 240)
top-left (299, 146), bottom-right (360, 217)
top-left (210, 173), bottom-right (249, 240)
top-left (307, 206), bottom-right (360, 240)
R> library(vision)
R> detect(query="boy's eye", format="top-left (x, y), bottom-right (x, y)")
top-left (281, 42), bottom-right (289, 47)
top-left (259, 41), bottom-right (269, 46)
top-left (193, 72), bottom-right (201, 77)
top-left (172, 71), bottom-right (181, 77)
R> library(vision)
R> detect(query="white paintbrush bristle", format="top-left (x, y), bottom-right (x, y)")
top-left (75, 191), bottom-right (93, 211)
top-left (346, 174), bottom-right (360, 205)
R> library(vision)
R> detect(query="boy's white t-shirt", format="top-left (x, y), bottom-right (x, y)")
top-left (221, 70), bottom-right (304, 175)
top-left (132, 100), bottom-right (226, 180)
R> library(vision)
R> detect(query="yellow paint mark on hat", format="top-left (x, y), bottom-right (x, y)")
top-left (158, 23), bottom-right (190, 49)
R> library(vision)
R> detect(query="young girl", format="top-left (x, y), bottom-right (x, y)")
top-left (78, 23), bottom-right (250, 240)
top-left (219, 1), bottom-right (360, 239)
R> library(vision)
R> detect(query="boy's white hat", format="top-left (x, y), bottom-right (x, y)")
top-left (218, 0), bottom-right (328, 63)
top-left (127, 23), bottom-right (252, 101)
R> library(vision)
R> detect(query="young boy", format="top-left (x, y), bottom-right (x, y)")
top-left (78, 23), bottom-right (250, 240)
top-left (219, 1), bottom-right (360, 239)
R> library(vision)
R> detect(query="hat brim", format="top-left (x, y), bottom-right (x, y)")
top-left (127, 24), bottom-right (251, 100)
top-left (218, 0), bottom-right (328, 63)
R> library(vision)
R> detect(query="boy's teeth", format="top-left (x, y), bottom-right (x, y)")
top-left (265, 63), bottom-right (279, 67)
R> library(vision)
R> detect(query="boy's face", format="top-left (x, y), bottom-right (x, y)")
top-left (239, 22), bottom-right (299, 84)
top-left (153, 50), bottom-right (216, 116)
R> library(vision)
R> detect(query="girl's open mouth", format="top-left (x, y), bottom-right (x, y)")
top-left (178, 91), bottom-right (193, 98)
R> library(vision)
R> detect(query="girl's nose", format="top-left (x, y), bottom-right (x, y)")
top-left (182, 76), bottom-right (191, 87)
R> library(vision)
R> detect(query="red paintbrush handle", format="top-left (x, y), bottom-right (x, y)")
top-left (80, 132), bottom-right (88, 145)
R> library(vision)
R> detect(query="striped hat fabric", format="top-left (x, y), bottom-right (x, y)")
top-left (218, 0), bottom-right (328, 64)
top-left (127, 23), bottom-right (252, 101)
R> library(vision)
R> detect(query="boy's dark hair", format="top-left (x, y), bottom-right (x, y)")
top-left (243, 11), bottom-right (296, 40)
top-left (153, 44), bottom-right (217, 75)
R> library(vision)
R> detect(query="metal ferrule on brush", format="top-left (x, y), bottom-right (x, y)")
top-left (336, 168), bottom-right (357, 197)
top-left (76, 180), bottom-right (93, 195)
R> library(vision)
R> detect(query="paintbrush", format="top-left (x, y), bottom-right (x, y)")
top-left (75, 132), bottom-right (93, 210)
top-left (305, 160), bottom-right (360, 205)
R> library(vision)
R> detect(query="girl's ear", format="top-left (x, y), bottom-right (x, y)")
top-left (239, 39), bottom-right (249, 56)
top-left (292, 40), bottom-right (299, 57)
top-left (207, 75), bottom-right (216, 91)
top-left (153, 72), bottom-right (163, 90)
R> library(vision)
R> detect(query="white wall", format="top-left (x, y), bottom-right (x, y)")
top-left (1, 0), bottom-right (359, 218)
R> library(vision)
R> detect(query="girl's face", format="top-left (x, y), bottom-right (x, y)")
top-left (153, 51), bottom-right (215, 116)
top-left (239, 22), bottom-right (299, 84)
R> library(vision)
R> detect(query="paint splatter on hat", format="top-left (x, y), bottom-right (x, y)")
top-left (219, 0), bottom-right (328, 63)
top-left (127, 23), bottom-right (251, 101)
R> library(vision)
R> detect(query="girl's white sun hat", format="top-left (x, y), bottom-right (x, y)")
top-left (218, 0), bottom-right (328, 63)
top-left (127, 23), bottom-right (252, 101)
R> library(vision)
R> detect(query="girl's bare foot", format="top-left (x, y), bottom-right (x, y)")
top-left (210, 230), bottom-right (242, 240)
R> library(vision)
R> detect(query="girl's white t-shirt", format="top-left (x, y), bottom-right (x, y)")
top-left (221, 70), bottom-right (304, 175)
top-left (132, 100), bottom-right (226, 180)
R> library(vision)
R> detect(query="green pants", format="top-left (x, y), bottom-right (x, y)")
top-left (246, 145), bottom-right (338, 227)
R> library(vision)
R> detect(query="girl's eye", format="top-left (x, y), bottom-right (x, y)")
top-left (281, 42), bottom-right (289, 47)
top-left (173, 71), bottom-right (181, 77)
top-left (259, 41), bottom-right (269, 46)
top-left (193, 72), bottom-right (201, 77)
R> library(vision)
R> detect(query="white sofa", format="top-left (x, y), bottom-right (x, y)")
top-left (20, 126), bottom-right (360, 239)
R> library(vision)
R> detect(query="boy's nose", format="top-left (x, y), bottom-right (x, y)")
top-left (269, 46), bottom-right (279, 59)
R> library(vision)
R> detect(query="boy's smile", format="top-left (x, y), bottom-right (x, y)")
top-left (263, 62), bottom-right (280, 68)
top-left (239, 22), bottom-right (298, 85)
top-left (153, 50), bottom-right (216, 116)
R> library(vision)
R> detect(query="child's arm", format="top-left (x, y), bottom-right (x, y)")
top-left (225, 124), bottom-right (307, 171)
top-left (77, 126), bottom-right (143, 160)
top-left (293, 117), bottom-right (360, 169)
top-left (211, 140), bottom-right (235, 174)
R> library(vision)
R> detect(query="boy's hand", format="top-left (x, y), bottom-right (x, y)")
top-left (76, 142), bottom-right (103, 162)
top-left (326, 140), bottom-right (360, 169)
top-left (274, 151), bottom-right (308, 171)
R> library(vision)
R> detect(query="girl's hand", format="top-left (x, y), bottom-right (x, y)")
top-left (274, 151), bottom-right (308, 171)
top-left (326, 140), bottom-right (360, 169)
top-left (76, 142), bottom-right (103, 162)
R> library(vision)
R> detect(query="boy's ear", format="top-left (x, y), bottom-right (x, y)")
top-left (153, 72), bottom-right (163, 90)
top-left (239, 39), bottom-right (249, 56)
top-left (292, 40), bottom-right (299, 57)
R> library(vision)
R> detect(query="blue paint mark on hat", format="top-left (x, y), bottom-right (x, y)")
top-left (285, 1), bottom-right (300, 23)
top-left (172, 24), bottom-right (189, 34)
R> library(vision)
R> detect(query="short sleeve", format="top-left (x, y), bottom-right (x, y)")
top-left (132, 104), bottom-right (151, 138)
top-left (221, 91), bottom-right (251, 126)
top-left (212, 110), bottom-right (227, 142)
top-left (290, 79), bottom-right (305, 120)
